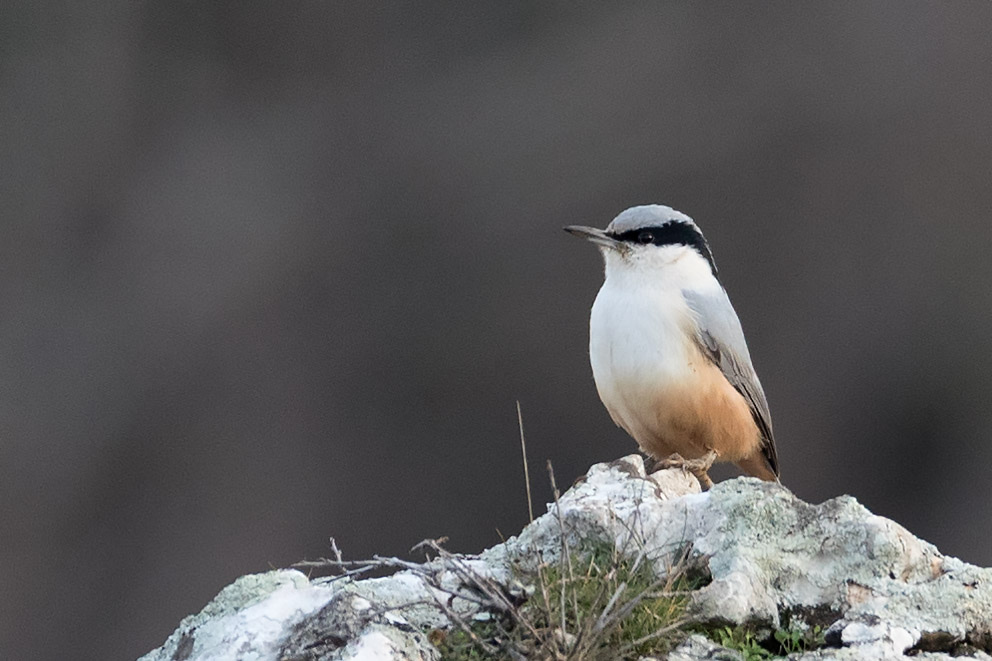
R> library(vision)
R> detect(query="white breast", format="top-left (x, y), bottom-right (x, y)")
top-left (588, 274), bottom-right (699, 446)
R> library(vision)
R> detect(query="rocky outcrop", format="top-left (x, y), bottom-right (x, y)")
top-left (140, 456), bottom-right (992, 660)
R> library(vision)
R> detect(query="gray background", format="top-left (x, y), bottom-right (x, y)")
top-left (3, 3), bottom-right (991, 660)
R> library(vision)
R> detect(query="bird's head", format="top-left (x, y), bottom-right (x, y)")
top-left (564, 205), bottom-right (719, 284)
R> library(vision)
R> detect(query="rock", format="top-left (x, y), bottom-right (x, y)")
top-left (665, 633), bottom-right (743, 660)
top-left (140, 455), bottom-right (992, 661)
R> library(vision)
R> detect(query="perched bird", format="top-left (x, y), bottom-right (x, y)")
top-left (564, 205), bottom-right (778, 488)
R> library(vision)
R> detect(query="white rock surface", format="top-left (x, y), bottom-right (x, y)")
top-left (140, 456), bottom-right (992, 661)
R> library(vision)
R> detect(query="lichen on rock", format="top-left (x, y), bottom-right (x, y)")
top-left (140, 456), bottom-right (992, 661)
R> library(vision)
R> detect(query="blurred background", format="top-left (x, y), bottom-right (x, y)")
top-left (2, 3), bottom-right (991, 659)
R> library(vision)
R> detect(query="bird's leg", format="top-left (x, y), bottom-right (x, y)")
top-left (651, 449), bottom-right (718, 490)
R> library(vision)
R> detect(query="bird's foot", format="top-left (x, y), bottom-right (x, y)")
top-left (650, 450), bottom-right (718, 490)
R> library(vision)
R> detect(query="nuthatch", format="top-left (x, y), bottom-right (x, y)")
top-left (565, 205), bottom-right (779, 489)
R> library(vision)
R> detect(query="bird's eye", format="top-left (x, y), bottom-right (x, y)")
top-left (637, 231), bottom-right (654, 244)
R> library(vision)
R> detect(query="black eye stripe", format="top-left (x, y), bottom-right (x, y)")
top-left (609, 222), bottom-right (719, 277)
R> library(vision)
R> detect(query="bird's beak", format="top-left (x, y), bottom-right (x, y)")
top-left (563, 225), bottom-right (625, 252)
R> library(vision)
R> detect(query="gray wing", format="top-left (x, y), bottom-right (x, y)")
top-left (683, 288), bottom-right (779, 477)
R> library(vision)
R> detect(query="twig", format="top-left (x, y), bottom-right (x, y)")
top-left (616, 617), bottom-right (691, 655)
top-left (517, 401), bottom-right (534, 523)
top-left (329, 536), bottom-right (344, 563)
top-left (417, 538), bottom-right (548, 648)
top-left (593, 580), bottom-right (628, 634)
top-left (429, 592), bottom-right (502, 656)
top-left (411, 536), bottom-right (449, 556)
top-left (288, 563), bottom-right (377, 583)
top-left (548, 459), bottom-right (589, 660)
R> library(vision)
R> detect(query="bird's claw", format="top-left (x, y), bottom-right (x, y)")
top-left (650, 449), bottom-right (718, 490)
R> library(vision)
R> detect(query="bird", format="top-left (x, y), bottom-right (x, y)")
top-left (564, 204), bottom-right (778, 489)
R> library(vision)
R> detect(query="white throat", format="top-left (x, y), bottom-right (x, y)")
top-left (604, 244), bottom-right (715, 290)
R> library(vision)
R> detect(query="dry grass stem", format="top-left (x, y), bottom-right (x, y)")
top-left (517, 401), bottom-right (534, 523)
